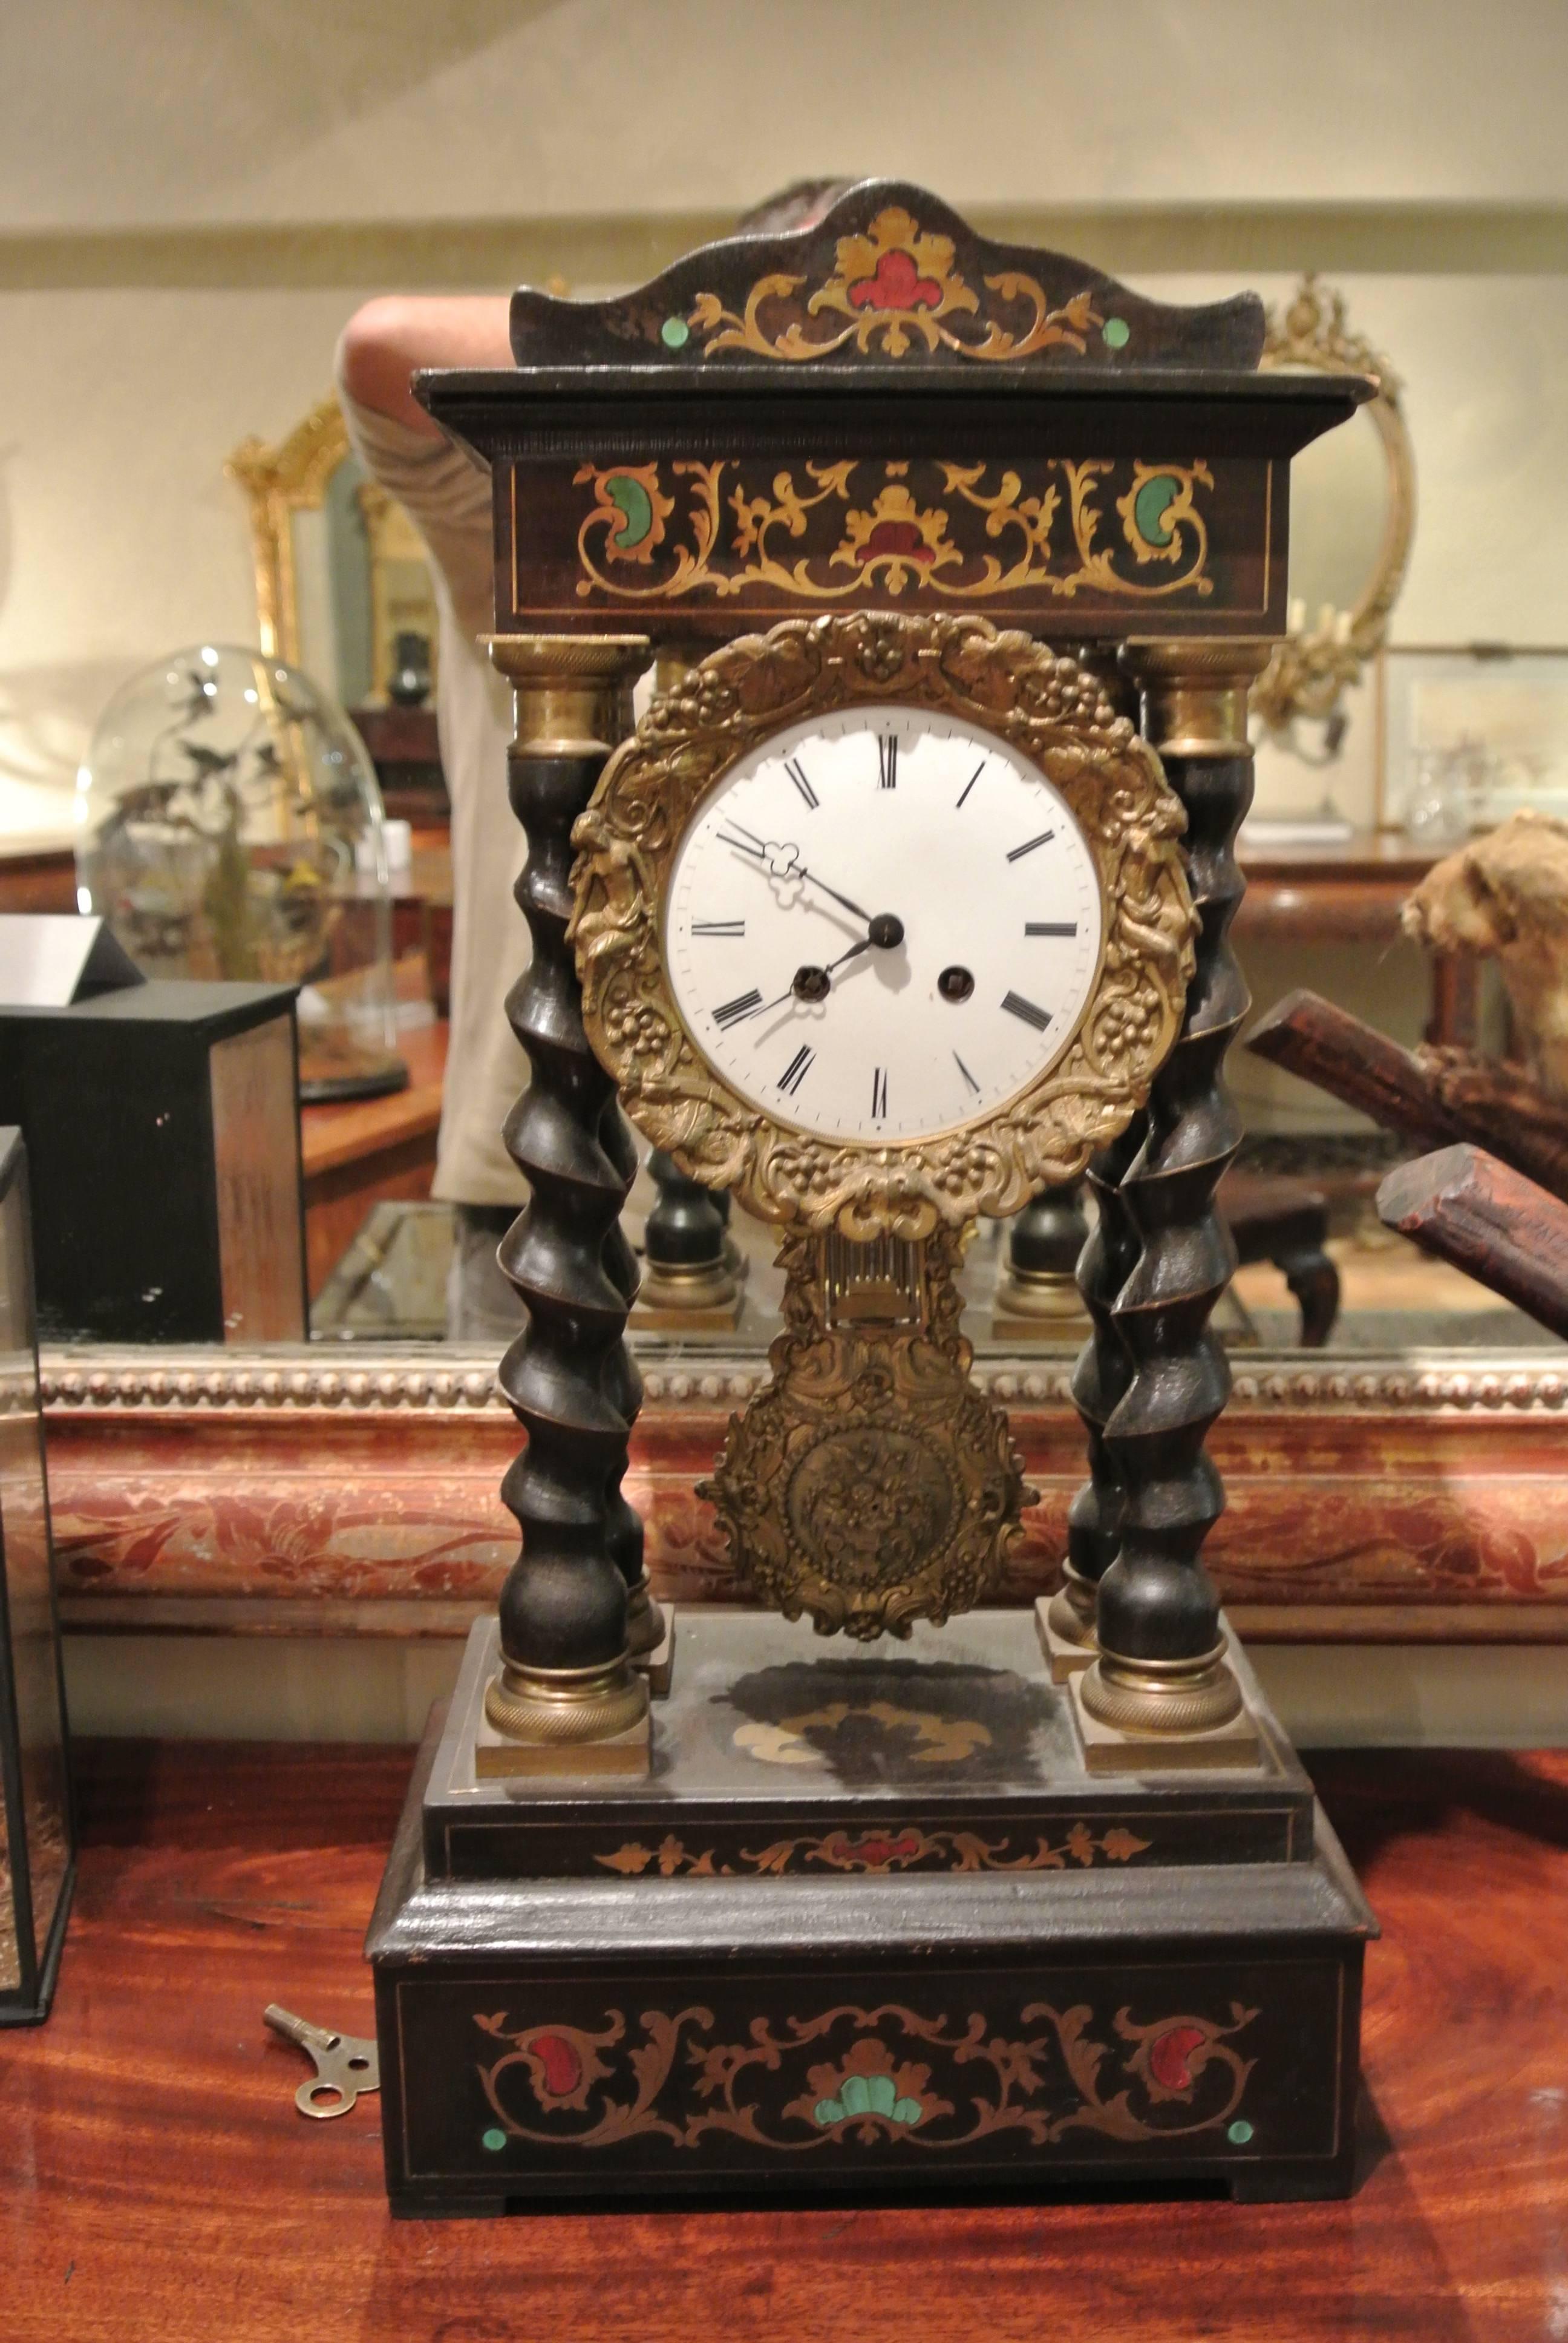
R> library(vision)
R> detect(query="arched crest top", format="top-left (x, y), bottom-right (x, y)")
top-left (509, 180), bottom-right (1265, 379)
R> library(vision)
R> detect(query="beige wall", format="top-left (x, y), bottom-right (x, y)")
top-left (4, 0), bottom-right (1567, 1143)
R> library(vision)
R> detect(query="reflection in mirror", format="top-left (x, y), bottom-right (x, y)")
top-left (1252, 277), bottom-right (1416, 745)
top-left (229, 399), bottom-right (440, 713)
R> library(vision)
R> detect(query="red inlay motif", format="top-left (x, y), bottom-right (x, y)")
top-left (529, 2032), bottom-right (583, 2096)
top-left (848, 249), bottom-right (943, 313)
top-left (860, 520), bottom-right (935, 563)
top-left (1148, 2024), bottom-right (1209, 2092)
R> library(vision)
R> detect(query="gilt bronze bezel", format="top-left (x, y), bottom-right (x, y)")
top-left (569, 611), bottom-right (1197, 1239)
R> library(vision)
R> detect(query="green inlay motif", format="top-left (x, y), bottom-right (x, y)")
top-left (1227, 2118), bottom-right (1255, 2145)
top-left (481, 2126), bottom-right (508, 2152)
top-left (813, 2072), bottom-right (924, 2129)
top-left (1132, 472), bottom-right (1181, 548)
top-left (605, 474), bottom-right (654, 550)
top-left (1102, 316), bottom-right (1131, 349)
top-left (661, 315), bottom-right (691, 349)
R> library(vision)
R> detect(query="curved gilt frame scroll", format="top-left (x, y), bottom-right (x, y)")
top-left (226, 395), bottom-right (350, 666)
top-left (1253, 276), bottom-right (1417, 735)
top-left (569, 613), bottom-right (1197, 1240)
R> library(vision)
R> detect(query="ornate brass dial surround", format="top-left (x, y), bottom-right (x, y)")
top-left (569, 611), bottom-right (1197, 1240)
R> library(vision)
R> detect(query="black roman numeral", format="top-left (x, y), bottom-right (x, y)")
top-left (956, 761), bottom-right (985, 808)
top-left (1001, 990), bottom-right (1052, 1032)
top-left (692, 919), bottom-right (745, 937)
top-left (713, 989), bottom-right (763, 1029)
top-left (878, 734), bottom-right (898, 789)
top-left (1007, 830), bottom-right (1056, 862)
top-left (778, 1044), bottom-right (814, 1096)
top-left (1024, 920), bottom-right (1077, 936)
top-left (784, 756), bottom-right (818, 809)
top-left (954, 1052), bottom-right (981, 1095)
top-left (871, 1066), bottom-right (889, 1120)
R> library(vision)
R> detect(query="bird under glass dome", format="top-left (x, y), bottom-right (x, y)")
top-left (77, 645), bottom-right (406, 1102)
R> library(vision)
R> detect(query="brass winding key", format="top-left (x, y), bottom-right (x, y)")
top-left (264, 2005), bottom-right (380, 2119)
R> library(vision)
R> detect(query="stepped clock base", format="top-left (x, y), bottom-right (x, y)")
top-left (368, 1611), bottom-right (1374, 2216)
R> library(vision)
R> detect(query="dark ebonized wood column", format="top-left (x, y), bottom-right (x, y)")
top-left (599, 1106), bottom-right (667, 1661)
top-left (993, 1179), bottom-right (1091, 1338)
top-left (1080, 640), bottom-right (1270, 1738)
top-left (1045, 1122), bottom-right (1146, 1654)
top-left (485, 635), bottom-right (653, 1750)
top-left (639, 1151), bottom-right (737, 1315)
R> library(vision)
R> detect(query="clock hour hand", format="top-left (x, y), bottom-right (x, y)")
top-left (775, 916), bottom-right (907, 1011)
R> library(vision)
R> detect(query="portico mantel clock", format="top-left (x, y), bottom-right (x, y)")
top-left (367, 182), bottom-right (1377, 2217)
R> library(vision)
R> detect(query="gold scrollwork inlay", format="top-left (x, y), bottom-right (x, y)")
top-left (572, 457), bottom-right (1214, 606)
top-left (568, 612), bottom-right (1196, 1240)
top-left (687, 205), bottom-right (1102, 364)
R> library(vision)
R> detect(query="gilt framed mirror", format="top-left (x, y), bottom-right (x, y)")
top-left (1252, 277), bottom-right (1417, 741)
top-left (226, 397), bottom-right (443, 713)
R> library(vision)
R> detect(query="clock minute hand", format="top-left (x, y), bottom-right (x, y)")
top-left (714, 818), bottom-right (872, 925)
top-left (797, 867), bottom-right (872, 923)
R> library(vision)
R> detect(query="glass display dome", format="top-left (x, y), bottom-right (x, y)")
top-left (77, 645), bottom-right (405, 1103)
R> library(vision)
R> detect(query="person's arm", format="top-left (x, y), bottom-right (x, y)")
top-left (336, 295), bottom-right (514, 436)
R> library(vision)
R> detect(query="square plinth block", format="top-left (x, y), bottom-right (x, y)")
top-left (634, 1605), bottom-right (676, 1700)
top-left (1069, 1645), bottom-right (1266, 1775)
top-left (368, 1611), bottom-right (1374, 2215)
top-left (472, 1703), bottom-right (650, 1782)
top-left (1034, 1593), bottom-right (1096, 1681)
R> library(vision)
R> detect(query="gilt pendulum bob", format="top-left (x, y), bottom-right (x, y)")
top-left (367, 180), bottom-right (1377, 2216)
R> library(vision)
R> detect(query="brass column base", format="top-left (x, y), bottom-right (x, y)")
top-left (1071, 1639), bottom-right (1260, 1773)
top-left (630, 1255), bottom-right (744, 1333)
top-left (991, 1267), bottom-right (1092, 1345)
top-left (477, 1657), bottom-right (651, 1779)
top-left (1035, 1584), bottom-right (1097, 1680)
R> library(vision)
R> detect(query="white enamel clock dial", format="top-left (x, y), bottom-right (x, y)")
top-left (665, 705), bottom-right (1105, 1145)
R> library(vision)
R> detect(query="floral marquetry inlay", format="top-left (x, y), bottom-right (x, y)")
top-left (687, 205), bottom-right (1109, 365)
top-left (570, 456), bottom-right (1215, 609)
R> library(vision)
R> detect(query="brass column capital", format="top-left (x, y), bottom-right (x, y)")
top-left (486, 632), bottom-right (652, 756)
top-left (1120, 638), bottom-right (1273, 760)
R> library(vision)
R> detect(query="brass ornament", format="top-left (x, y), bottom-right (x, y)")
top-left (698, 1227), bottom-right (1033, 1640)
top-left (569, 611), bottom-right (1197, 1242)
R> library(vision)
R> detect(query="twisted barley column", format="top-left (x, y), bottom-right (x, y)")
top-left (599, 1104), bottom-right (667, 1657)
top-left (1081, 640), bottom-right (1272, 1737)
top-left (1045, 1119), bottom-right (1147, 1654)
top-left (485, 634), bottom-right (654, 1749)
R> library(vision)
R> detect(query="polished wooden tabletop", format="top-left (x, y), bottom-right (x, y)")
top-left (5, 1738), bottom-right (1565, 2341)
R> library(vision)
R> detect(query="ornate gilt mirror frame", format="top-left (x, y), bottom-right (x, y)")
top-left (227, 398), bottom-right (438, 703)
top-left (1251, 275), bottom-right (1417, 736)
top-left (227, 395), bottom-right (348, 666)
top-left (39, 1342), bottom-right (1568, 1648)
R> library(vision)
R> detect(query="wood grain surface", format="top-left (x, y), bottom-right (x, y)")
top-left (1379, 1142), bottom-right (1568, 1340)
top-left (4, 1739), bottom-right (1566, 2340)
